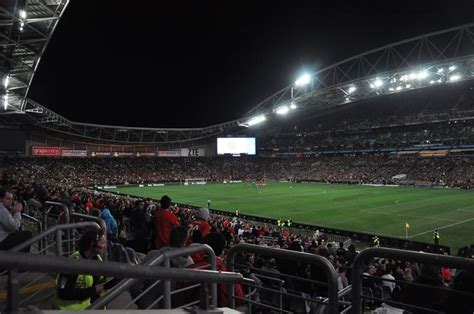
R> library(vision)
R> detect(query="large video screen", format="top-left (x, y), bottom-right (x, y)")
top-left (217, 137), bottom-right (256, 155)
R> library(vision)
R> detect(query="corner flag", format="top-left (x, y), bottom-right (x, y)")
top-left (405, 222), bottom-right (410, 229)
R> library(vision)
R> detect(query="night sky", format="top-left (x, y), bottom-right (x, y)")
top-left (28, 1), bottom-right (473, 128)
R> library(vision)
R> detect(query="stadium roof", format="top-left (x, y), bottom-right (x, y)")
top-left (0, 1), bottom-right (473, 143)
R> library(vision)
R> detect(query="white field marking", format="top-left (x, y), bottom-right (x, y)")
top-left (455, 205), bottom-right (474, 213)
top-left (408, 217), bottom-right (474, 238)
top-left (361, 210), bottom-right (459, 222)
top-left (360, 196), bottom-right (463, 222)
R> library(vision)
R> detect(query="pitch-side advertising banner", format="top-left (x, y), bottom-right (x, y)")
top-left (61, 149), bottom-right (87, 157)
top-left (181, 148), bottom-right (205, 157)
top-left (157, 150), bottom-right (181, 157)
top-left (32, 146), bottom-right (61, 156)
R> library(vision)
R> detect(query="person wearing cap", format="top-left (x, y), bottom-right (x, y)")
top-left (154, 195), bottom-right (179, 249)
top-left (186, 207), bottom-right (211, 246)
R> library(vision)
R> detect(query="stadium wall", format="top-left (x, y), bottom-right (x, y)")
top-left (24, 134), bottom-right (218, 157)
top-left (0, 127), bottom-right (26, 154)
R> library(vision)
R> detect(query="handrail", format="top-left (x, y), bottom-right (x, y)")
top-left (9, 221), bottom-right (100, 253)
top-left (44, 201), bottom-right (70, 224)
top-left (227, 243), bottom-right (338, 314)
top-left (89, 244), bottom-right (218, 309)
top-left (0, 251), bottom-right (244, 313)
top-left (21, 213), bottom-right (42, 233)
top-left (71, 212), bottom-right (107, 232)
top-left (351, 247), bottom-right (474, 314)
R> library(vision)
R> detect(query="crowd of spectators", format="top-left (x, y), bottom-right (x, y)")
top-left (1, 154), bottom-right (472, 189)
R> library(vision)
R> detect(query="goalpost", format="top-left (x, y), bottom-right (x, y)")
top-left (184, 178), bottom-right (207, 186)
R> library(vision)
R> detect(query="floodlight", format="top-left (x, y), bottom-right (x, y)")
top-left (3, 76), bottom-right (9, 88)
top-left (406, 84), bottom-right (411, 88)
top-left (290, 102), bottom-right (297, 110)
top-left (449, 74), bottom-right (461, 82)
top-left (348, 86), bottom-right (356, 94)
top-left (437, 68), bottom-right (444, 73)
top-left (408, 73), bottom-right (417, 80)
top-left (396, 86), bottom-right (403, 91)
top-left (275, 106), bottom-right (289, 115)
top-left (389, 87), bottom-right (394, 91)
top-left (3, 94), bottom-right (8, 110)
top-left (449, 65), bottom-right (456, 71)
top-left (295, 74), bottom-right (311, 87)
top-left (247, 114), bottom-right (266, 126)
top-left (19, 10), bottom-right (26, 19)
top-left (429, 80), bottom-right (435, 84)
top-left (417, 71), bottom-right (428, 79)
top-left (373, 79), bottom-right (383, 88)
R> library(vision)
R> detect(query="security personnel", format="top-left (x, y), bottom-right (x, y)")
top-left (287, 218), bottom-right (293, 227)
top-left (372, 235), bottom-right (380, 247)
top-left (433, 229), bottom-right (440, 245)
top-left (235, 209), bottom-right (239, 217)
top-left (55, 229), bottom-right (107, 310)
top-left (276, 219), bottom-right (281, 227)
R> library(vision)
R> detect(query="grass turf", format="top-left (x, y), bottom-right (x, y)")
top-left (113, 182), bottom-right (474, 253)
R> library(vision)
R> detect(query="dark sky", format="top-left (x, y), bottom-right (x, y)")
top-left (28, 1), bottom-right (473, 128)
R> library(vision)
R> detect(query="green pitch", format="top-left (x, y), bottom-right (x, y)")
top-left (114, 182), bottom-right (474, 252)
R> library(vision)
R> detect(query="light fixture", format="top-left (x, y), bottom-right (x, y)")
top-left (247, 114), bottom-right (266, 126)
top-left (295, 74), bottom-right (311, 87)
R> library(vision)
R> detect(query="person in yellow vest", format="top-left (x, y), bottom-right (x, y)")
top-left (55, 229), bottom-right (108, 310)
top-left (433, 229), bottom-right (440, 245)
top-left (235, 209), bottom-right (239, 217)
top-left (372, 235), bottom-right (380, 247)
top-left (287, 218), bottom-right (293, 227)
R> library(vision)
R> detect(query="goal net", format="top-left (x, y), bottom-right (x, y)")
top-left (184, 178), bottom-right (207, 186)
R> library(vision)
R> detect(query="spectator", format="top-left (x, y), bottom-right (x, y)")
top-left (0, 188), bottom-right (32, 252)
top-left (154, 195), bottom-right (179, 249)
top-left (55, 229), bottom-right (110, 310)
top-left (101, 206), bottom-right (118, 242)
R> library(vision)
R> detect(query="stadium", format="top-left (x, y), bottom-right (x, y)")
top-left (0, 1), bottom-right (473, 313)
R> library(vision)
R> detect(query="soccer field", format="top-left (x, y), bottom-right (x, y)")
top-left (113, 182), bottom-right (474, 252)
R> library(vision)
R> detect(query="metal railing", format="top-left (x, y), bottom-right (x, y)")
top-left (0, 251), bottom-right (244, 313)
top-left (0, 222), bottom-right (102, 312)
top-left (42, 201), bottom-right (69, 230)
top-left (351, 247), bottom-right (474, 314)
top-left (227, 243), bottom-right (339, 314)
top-left (89, 244), bottom-right (218, 310)
top-left (71, 212), bottom-right (107, 232)
top-left (20, 213), bottom-right (43, 252)
top-left (9, 221), bottom-right (101, 256)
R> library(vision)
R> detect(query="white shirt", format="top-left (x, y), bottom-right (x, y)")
top-left (0, 202), bottom-right (22, 242)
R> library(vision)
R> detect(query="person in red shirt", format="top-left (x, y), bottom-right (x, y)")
top-left (154, 195), bottom-right (179, 249)
top-left (177, 232), bottom-right (244, 308)
top-left (187, 207), bottom-right (211, 245)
